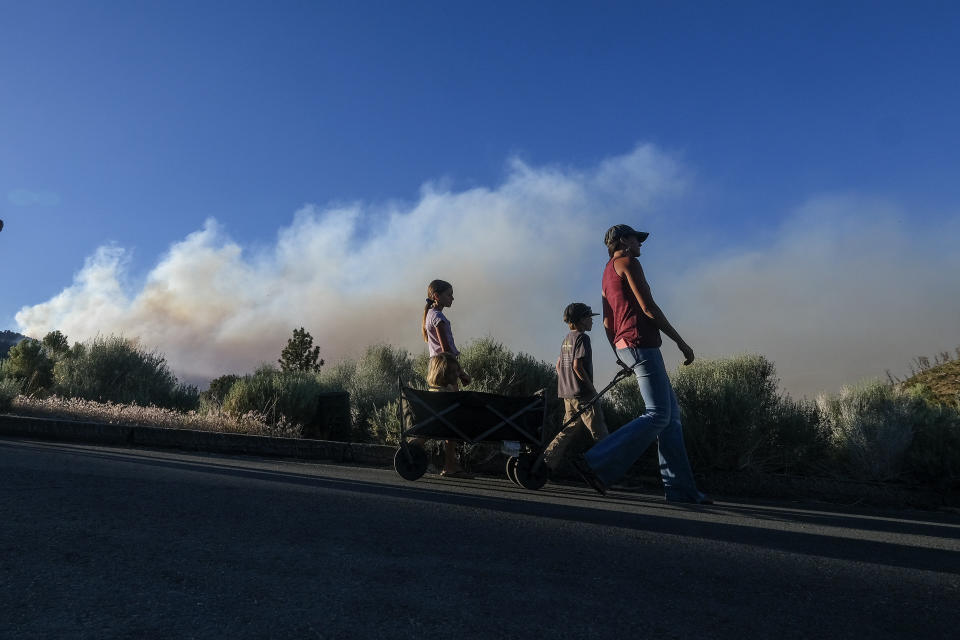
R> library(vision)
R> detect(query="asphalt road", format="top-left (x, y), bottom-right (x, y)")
top-left (1, 437), bottom-right (958, 639)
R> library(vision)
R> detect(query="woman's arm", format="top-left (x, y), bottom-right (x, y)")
top-left (617, 257), bottom-right (695, 365)
top-left (600, 289), bottom-right (617, 350)
top-left (602, 290), bottom-right (632, 370)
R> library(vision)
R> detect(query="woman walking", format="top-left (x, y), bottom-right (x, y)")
top-left (572, 225), bottom-right (711, 504)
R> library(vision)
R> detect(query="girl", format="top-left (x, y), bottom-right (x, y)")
top-left (422, 279), bottom-right (471, 386)
top-left (414, 351), bottom-right (472, 478)
top-left (421, 280), bottom-right (472, 477)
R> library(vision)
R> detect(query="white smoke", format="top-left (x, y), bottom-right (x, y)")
top-left (15, 146), bottom-right (960, 398)
top-left (16, 144), bottom-right (687, 386)
top-left (662, 195), bottom-right (960, 397)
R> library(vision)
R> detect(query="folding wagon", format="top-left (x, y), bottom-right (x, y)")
top-left (393, 382), bottom-right (552, 490)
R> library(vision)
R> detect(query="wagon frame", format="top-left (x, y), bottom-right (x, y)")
top-left (392, 378), bottom-right (552, 489)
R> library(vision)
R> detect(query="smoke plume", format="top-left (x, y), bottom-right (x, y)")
top-left (16, 146), bottom-right (959, 398)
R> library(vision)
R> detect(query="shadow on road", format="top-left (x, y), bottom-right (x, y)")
top-left (6, 438), bottom-right (959, 576)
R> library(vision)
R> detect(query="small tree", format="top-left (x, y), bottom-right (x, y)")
top-left (1, 338), bottom-right (54, 395)
top-left (205, 374), bottom-right (241, 407)
top-left (42, 330), bottom-right (70, 358)
top-left (278, 327), bottom-right (324, 373)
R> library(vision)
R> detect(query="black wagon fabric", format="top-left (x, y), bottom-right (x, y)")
top-left (401, 387), bottom-right (545, 444)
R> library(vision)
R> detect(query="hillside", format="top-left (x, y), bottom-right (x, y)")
top-left (902, 358), bottom-right (960, 406)
top-left (0, 330), bottom-right (28, 358)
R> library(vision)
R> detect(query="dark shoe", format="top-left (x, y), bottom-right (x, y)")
top-left (571, 455), bottom-right (606, 496)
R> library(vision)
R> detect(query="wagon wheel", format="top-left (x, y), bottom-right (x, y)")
top-left (505, 456), bottom-right (521, 486)
top-left (394, 443), bottom-right (429, 481)
top-left (515, 453), bottom-right (550, 490)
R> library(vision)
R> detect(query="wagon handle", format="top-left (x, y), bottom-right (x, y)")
top-left (557, 362), bottom-right (638, 432)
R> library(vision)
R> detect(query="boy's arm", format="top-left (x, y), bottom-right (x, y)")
top-left (572, 358), bottom-right (597, 397)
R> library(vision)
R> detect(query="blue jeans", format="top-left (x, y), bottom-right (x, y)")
top-left (583, 347), bottom-right (705, 501)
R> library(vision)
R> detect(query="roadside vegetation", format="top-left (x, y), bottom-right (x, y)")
top-left (891, 348), bottom-right (960, 407)
top-left (11, 394), bottom-right (300, 438)
top-left (1, 328), bottom-right (957, 497)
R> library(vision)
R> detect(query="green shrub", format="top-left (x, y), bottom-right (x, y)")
top-left (901, 389), bottom-right (960, 491)
top-left (1, 339), bottom-right (54, 395)
top-left (222, 366), bottom-right (325, 433)
top-left (758, 395), bottom-right (828, 476)
top-left (0, 377), bottom-right (18, 411)
top-left (458, 337), bottom-right (562, 442)
top-left (52, 335), bottom-right (198, 410)
top-left (672, 354), bottom-right (827, 474)
top-left (818, 380), bottom-right (960, 489)
top-left (202, 374), bottom-right (241, 408)
top-left (672, 354), bottom-right (777, 471)
top-left (41, 330), bottom-right (70, 359)
top-left (458, 337), bottom-right (556, 397)
top-left (322, 344), bottom-right (419, 442)
top-left (368, 400), bottom-right (402, 446)
top-left (411, 351), bottom-right (430, 385)
top-left (816, 380), bottom-right (922, 482)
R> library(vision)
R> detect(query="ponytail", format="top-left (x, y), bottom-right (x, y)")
top-left (421, 298), bottom-right (435, 342)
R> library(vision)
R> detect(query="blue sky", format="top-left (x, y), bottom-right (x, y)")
top-left (2, 1), bottom-right (959, 396)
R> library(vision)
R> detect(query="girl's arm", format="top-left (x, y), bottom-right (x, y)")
top-left (432, 324), bottom-right (453, 354)
top-left (431, 321), bottom-right (471, 385)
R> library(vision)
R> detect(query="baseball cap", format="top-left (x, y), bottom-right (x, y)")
top-left (563, 302), bottom-right (599, 324)
top-left (604, 224), bottom-right (649, 246)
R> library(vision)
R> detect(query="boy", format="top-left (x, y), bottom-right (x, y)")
top-left (542, 302), bottom-right (609, 472)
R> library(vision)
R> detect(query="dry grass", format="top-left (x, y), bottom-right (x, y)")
top-left (901, 358), bottom-right (960, 407)
top-left (10, 395), bottom-right (302, 438)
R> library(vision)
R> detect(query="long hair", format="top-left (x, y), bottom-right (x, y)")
top-left (427, 352), bottom-right (461, 389)
top-left (606, 237), bottom-right (627, 258)
top-left (421, 279), bottom-right (452, 342)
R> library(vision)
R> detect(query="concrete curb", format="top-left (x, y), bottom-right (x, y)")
top-left (0, 414), bottom-right (396, 466)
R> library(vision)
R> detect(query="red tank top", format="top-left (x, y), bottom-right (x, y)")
top-left (601, 258), bottom-right (662, 349)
